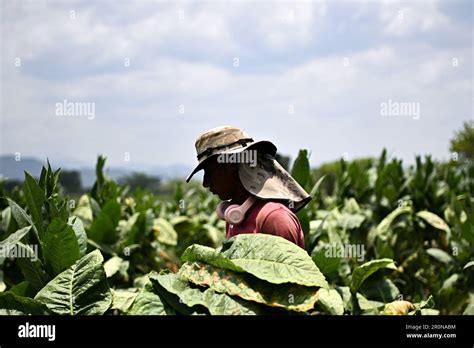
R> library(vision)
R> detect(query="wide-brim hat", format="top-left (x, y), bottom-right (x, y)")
top-left (186, 126), bottom-right (311, 212)
top-left (186, 126), bottom-right (276, 182)
top-left (238, 151), bottom-right (311, 212)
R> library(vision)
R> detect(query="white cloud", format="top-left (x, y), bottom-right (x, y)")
top-left (379, 0), bottom-right (449, 37)
top-left (1, 0), bottom-right (471, 168)
top-left (255, 2), bottom-right (325, 49)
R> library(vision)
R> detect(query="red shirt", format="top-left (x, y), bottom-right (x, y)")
top-left (225, 200), bottom-right (305, 249)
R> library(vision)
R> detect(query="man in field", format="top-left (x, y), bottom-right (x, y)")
top-left (186, 126), bottom-right (311, 249)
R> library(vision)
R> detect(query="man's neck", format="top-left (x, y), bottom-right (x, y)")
top-left (232, 186), bottom-right (250, 205)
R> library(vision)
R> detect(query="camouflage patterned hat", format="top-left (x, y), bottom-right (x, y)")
top-left (186, 126), bottom-right (311, 212)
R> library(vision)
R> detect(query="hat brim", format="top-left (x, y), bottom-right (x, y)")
top-left (185, 140), bottom-right (276, 183)
top-left (238, 152), bottom-right (311, 213)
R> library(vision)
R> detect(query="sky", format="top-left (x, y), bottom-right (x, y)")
top-left (1, 0), bottom-right (472, 173)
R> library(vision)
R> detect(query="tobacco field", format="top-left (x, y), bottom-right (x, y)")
top-left (0, 150), bottom-right (472, 316)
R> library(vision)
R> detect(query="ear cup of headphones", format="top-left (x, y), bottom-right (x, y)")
top-left (225, 204), bottom-right (244, 225)
top-left (216, 201), bottom-right (232, 220)
top-left (216, 196), bottom-right (257, 225)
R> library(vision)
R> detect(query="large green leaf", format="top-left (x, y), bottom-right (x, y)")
top-left (416, 211), bottom-right (450, 233)
top-left (420, 309), bottom-right (440, 315)
top-left (43, 218), bottom-right (81, 276)
top-left (88, 199), bottom-right (121, 244)
top-left (7, 198), bottom-right (39, 243)
top-left (367, 205), bottom-right (413, 247)
top-left (150, 272), bottom-right (263, 315)
top-left (34, 249), bottom-right (112, 315)
top-left (335, 286), bottom-right (355, 314)
top-left (0, 270), bottom-right (5, 292)
top-left (356, 293), bottom-right (384, 314)
top-left (153, 218), bottom-right (178, 246)
top-left (440, 273), bottom-right (460, 294)
top-left (350, 258), bottom-right (396, 293)
top-left (23, 172), bottom-right (46, 236)
top-left (9, 281), bottom-right (34, 297)
top-left (202, 223), bottom-right (225, 247)
top-left (68, 216), bottom-right (88, 257)
top-left (16, 248), bottom-right (49, 293)
top-left (128, 283), bottom-right (175, 315)
top-left (110, 288), bottom-right (139, 314)
top-left (426, 248), bottom-right (453, 264)
top-left (379, 206), bottom-right (412, 233)
top-left (0, 228), bottom-right (45, 292)
top-left (410, 295), bottom-right (435, 315)
top-left (291, 149), bottom-right (310, 188)
top-left (182, 234), bottom-right (328, 288)
top-left (463, 293), bottom-right (474, 315)
top-left (117, 213), bottom-right (140, 246)
top-left (309, 175), bottom-right (327, 198)
top-left (316, 288), bottom-right (344, 315)
top-left (104, 256), bottom-right (129, 280)
top-left (359, 278), bottom-right (400, 303)
top-left (179, 261), bottom-right (319, 312)
top-left (0, 291), bottom-right (50, 315)
top-left (297, 209), bottom-right (310, 242)
top-left (7, 199), bottom-right (32, 229)
top-left (73, 195), bottom-right (93, 229)
top-left (337, 213), bottom-right (366, 230)
top-left (87, 239), bottom-right (116, 257)
top-left (149, 274), bottom-right (196, 315)
top-left (0, 226), bottom-right (32, 249)
top-left (1, 206), bottom-right (12, 235)
top-left (311, 244), bottom-right (342, 277)
top-left (464, 261), bottom-right (474, 270)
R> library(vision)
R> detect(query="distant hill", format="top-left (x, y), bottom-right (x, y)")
top-left (0, 156), bottom-right (47, 181)
top-left (0, 155), bottom-right (192, 188)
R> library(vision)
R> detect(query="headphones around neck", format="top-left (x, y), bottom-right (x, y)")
top-left (216, 196), bottom-right (257, 225)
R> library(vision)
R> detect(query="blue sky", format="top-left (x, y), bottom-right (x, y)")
top-left (1, 0), bottom-right (472, 173)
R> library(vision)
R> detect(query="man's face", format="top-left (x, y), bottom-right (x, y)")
top-left (202, 157), bottom-right (239, 200)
